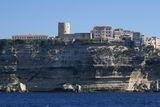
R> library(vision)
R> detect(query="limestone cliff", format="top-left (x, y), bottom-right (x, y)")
top-left (0, 40), bottom-right (159, 92)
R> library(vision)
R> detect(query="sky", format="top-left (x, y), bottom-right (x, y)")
top-left (0, 0), bottom-right (160, 39)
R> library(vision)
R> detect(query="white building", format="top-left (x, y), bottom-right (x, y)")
top-left (123, 30), bottom-right (134, 40)
top-left (113, 28), bottom-right (124, 40)
top-left (91, 26), bottom-right (112, 40)
top-left (145, 37), bottom-right (160, 49)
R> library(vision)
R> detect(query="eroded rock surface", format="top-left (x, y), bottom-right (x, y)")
top-left (0, 40), bottom-right (159, 92)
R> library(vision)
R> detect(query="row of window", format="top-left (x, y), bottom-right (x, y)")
top-left (12, 36), bottom-right (48, 39)
top-left (94, 35), bottom-right (112, 37)
top-left (93, 31), bottom-right (111, 34)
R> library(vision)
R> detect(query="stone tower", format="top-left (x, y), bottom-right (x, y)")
top-left (58, 22), bottom-right (70, 36)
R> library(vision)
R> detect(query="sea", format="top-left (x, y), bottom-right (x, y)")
top-left (0, 92), bottom-right (160, 107)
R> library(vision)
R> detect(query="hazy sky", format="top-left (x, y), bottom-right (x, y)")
top-left (0, 0), bottom-right (160, 38)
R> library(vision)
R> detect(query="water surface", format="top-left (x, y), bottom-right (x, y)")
top-left (0, 92), bottom-right (160, 107)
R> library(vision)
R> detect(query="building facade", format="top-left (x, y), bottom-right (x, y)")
top-left (58, 22), bottom-right (70, 36)
top-left (91, 26), bottom-right (112, 40)
top-left (123, 30), bottom-right (133, 40)
top-left (57, 33), bottom-right (92, 42)
top-left (74, 33), bottom-right (92, 40)
top-left (133, 32), bottom-right (144, 47)
top-left (113, 28), bottom-right (124, 40)
top-left (12, 34), bottom-right (48, 40)
top-left (144, 37), bottom-right (160, 49)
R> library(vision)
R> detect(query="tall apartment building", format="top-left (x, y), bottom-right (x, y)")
top-left (133, 32), bottom-right (144, 47)
top-left (58, 22), bottom-right (70, 36)
top-left (91, 26), bottom-right (112, 40)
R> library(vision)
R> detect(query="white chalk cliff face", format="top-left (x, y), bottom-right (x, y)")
top-left (127, 69), bottom-right (150, 91)
top-left (0, 40), bottom-right (159, 92)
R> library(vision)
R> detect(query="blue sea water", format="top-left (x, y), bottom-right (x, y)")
top-left (0, 92), bottom-right (160, 107)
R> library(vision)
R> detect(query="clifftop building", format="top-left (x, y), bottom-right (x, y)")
top-left (58, 22), bottom-right (70, 36)
top-left (145, 37), bottom-right (160, 49)
top-left (12, 34), bottom-right (48, 40)
top-left (133, 32), bottom-right (144, 47)
top-left (57, 22), bottom-right (92, 41)
top-left (123, 30), bottom-right (134, 40)
top-left (113, 28), bottom-right (124, 40)
top-left (91, 26), bottom-right (112, 40)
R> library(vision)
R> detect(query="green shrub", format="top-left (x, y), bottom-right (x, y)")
top-left (143, 45), bottom-right (154, 53)
top-left (15, 39), bottom-right (26, 44)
